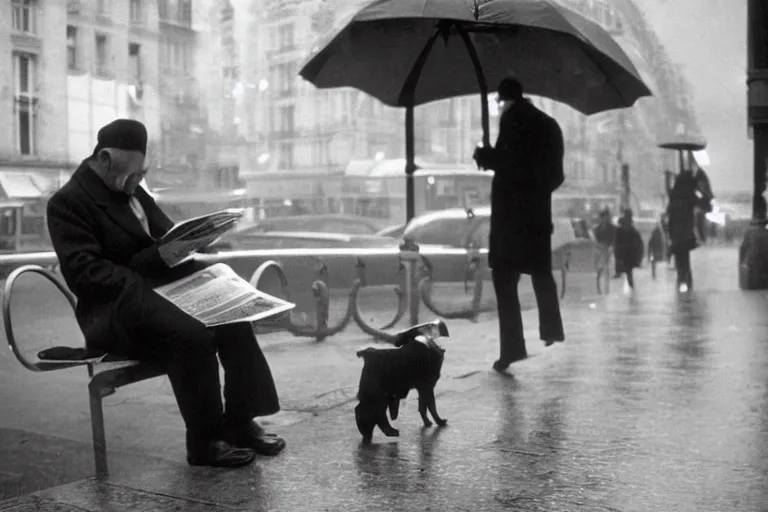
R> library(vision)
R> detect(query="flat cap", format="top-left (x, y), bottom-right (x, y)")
top-left (92, 119), bottom-right (147, 156)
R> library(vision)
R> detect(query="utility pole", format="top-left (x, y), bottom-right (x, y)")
top-left (741, 0), bottom-right (768, 289)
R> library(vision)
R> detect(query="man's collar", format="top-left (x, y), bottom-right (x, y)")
top-left (73, 160), bottom-right (131, 206)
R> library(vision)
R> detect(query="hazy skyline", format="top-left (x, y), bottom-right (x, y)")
top-left (636, 0), bottom-right (750, 193)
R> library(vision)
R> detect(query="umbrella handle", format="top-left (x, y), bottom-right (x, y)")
top-left (456, 25), bottom-right (490, 149)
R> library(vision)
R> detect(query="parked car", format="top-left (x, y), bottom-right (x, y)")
top-left (233, 214), bottom-right (384, 236)
top-left (397, 206), bottom-right (586, 250)
top-left (375, 224), bottom-right (407, 239)
top-left (207, 231), bottom-right (398, 252)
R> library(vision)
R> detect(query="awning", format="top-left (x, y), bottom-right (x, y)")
top-left (0, 172), bottom-right (55, 199)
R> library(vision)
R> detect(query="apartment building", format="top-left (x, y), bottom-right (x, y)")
top-left (0, 0), bottom-right (70, 249)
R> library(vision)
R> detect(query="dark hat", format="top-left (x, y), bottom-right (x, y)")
top-left (497, 77), bottom-right (523, 101)
top-left (92, 119), bottom-right (147, 156)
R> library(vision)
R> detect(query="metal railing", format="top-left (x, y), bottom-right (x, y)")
top-left (0, 243), bottom-right (495, 344)
top-left (0, 240), bottom-right (607, 343)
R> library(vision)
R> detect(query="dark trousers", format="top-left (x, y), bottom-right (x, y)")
top-left (491, 268), bottom-right (564, 363)
top-left (673, 247), bottom-right (692, 287)
top-left (616, 268), bottom-right (635, 288)
top-left (123, 292), bottom-right (280, 446)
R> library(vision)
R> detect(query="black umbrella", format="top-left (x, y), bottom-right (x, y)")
top-left (300, 0), bottom-right (653, 222)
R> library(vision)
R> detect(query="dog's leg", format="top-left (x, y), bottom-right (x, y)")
top-left (355, 403), bottom-right (376, 443)
top-left (418, 387), bottom-right (447, 427)
top-left (388, 396), bottom-right (400, 420)
top-left (376, 403), bottom-right (400, 437)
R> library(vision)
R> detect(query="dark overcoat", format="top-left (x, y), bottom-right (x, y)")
top-left (47, 162), bottom-right (210, 355)
top-left (667, 170), bottom-right (713, 253)
top-left (485, 99), bottom-right (565, 273)
top-left (614, 223), bottom-right (644, 273)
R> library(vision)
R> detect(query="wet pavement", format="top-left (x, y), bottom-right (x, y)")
top-left (1, 247), bottom-right (767, 511)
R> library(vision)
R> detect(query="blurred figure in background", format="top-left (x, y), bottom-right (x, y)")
top-left (666, 165), bottom-right (715, 292)
top-left (614, 209), bottom-right (644, 293)
top-left (647, 212), bottom-right (668, 278)
top-left (593, 208), bottom-right (617, 276)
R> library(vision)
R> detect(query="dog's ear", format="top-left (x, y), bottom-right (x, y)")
top-left (436, 320), bottom-right (449, 338)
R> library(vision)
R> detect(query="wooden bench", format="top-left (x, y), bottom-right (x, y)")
top-left (2, 265), bottom-right (165, 477)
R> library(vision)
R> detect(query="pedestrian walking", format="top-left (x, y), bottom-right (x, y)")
top-left (666, 166), bottom-right (714, 292)
top-left (614, 209), bottom-right (644, 292)
top-left (473, 77), bottom-right (565, 373)
top-left (593, 208), bottom-right (618, 277)
top-left (647, 212), bottom-right (668, 279)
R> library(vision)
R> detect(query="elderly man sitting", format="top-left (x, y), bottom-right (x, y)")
top-left (47, 119), bottom-right (285, 468)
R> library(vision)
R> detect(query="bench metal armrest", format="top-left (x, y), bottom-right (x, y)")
top-left (2, 264), bottom-right (85, 372)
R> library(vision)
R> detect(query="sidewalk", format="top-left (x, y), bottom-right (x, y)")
top-left (1, 247), bottom-right (767, 511)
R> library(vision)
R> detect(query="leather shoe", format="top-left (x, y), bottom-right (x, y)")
top-left (224, 421), bottom-right (286, 457)
top-left (542, 335), bottom-right (565, 347)
top-left (493, 354), bottom-right (527, 372)
top-left (187, 439), bottom-right (256, 468)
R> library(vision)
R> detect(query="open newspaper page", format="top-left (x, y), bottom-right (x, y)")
top-left (160, 208), bottom-right (244, 268)
top-left (153, 263), bottom-right (295, 327)
top-left (160, 208), bottom-right (244, 245)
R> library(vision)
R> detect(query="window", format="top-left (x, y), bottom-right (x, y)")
top-left (279, 105), bottom-right (295, 133)
top-left (278, 24), bottom-right (295, 51)
top-left (95, 34), bottom-right (110, 76)
top-left (66, 26), bottom-right (78, 71)
top-left (158, 0), bottom-right (168, 19)
top-left (128, 43), bottom-right (141, 80)
top-left (11, 0), bottom-right (36, 34)
top-left (178, 0), bottom-right (192, 24)
top-left (129, 0), bottom-right (142, 23)
top-left (13, 53), bottom-right (38, 156)
top-left (95, 0), bottom-right (110, 15)
top-left (279, 142), bottom-right (294, 170)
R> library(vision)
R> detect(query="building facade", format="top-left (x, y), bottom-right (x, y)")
top-left (231, 0), bottom-right (701, 217)
top-left (0, 0), bottom-right (72, 249)
top-left (0, 0), bottom-right (210, 249)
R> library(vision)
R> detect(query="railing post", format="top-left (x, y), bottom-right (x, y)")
top-left (399, 239), bottom-right (421, 326)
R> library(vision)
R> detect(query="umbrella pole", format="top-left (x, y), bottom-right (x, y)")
top-left (405, 103), bottom-right (416, 222)
top-left (398, 27), bottom-right (441, 223)
top-left (456, 25), bottom-right (490, 148)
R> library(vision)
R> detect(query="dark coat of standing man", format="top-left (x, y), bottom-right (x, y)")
top-left (47, 119), bottom-right (286, 468)
top-left (473, 78), bottom-right (565, 373)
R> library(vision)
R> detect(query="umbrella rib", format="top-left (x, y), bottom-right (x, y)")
top-left (397, 26), bottom-right (442, 106)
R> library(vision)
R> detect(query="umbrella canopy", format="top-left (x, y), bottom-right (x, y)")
top-left (299, 0), bottom-right (653, 222)
top-left (300, 0), bottom-right (652, 114)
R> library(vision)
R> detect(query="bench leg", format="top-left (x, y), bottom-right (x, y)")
top-left (89, 387), bottom-right (108, 477)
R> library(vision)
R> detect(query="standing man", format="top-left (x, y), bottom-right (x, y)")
top-left (474, 78), bottom-right (566, 373)
top-left (47, 119), bottom-right (286, 468)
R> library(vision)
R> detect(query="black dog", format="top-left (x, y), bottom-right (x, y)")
top-left (355, 320), bottom-right (449, 443)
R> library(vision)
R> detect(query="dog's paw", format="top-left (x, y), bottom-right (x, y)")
top-left (383, 428), bottom-right (400, 437)
top-left (436, 418), bottom-right (448, 427)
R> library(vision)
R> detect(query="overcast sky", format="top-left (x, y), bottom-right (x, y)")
top-left (636, 0), bottom-right (750, 193)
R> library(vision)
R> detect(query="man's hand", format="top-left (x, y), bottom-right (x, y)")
top-left (473, 145), bottom-right (496, 171)
top-left (158, 233), bottom-right (220, 268)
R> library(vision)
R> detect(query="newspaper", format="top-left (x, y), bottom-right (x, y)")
top-left (153, 263), bottom-right (296, 327)
top-left (160, 208), bottom-right (244, 268)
